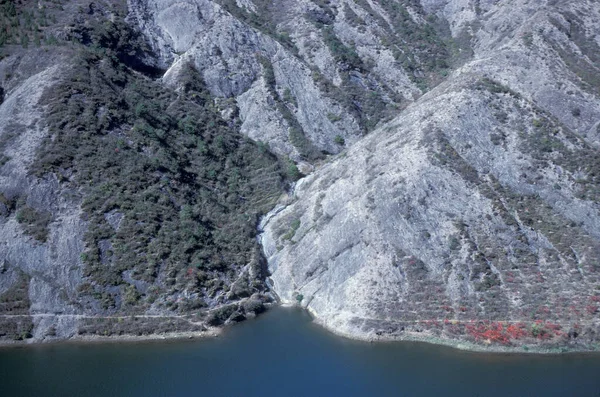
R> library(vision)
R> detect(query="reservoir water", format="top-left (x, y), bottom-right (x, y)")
top-left (1, 307), bottom-right (600, 397)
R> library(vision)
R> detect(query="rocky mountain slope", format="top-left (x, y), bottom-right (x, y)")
top-left (262, 0), bottom-right (600, 350)
top-left (0, 0), bottom-right (598, 350)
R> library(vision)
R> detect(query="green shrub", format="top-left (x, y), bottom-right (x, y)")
top-left (282, 219), bottom-right (301, 241)
top-left (285, 158), bottom-right (301, 181)
top-left (327, 113), bottom-right (341, 122)
top-left (321, 26), bottom-right (364, 71)
top-left (0, 0), bottom-right (66, 51)
top-left (16, 206), bottom-right (52, 242)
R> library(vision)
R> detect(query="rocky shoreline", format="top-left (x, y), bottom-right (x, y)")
top-left (0, 316), bottom-right (222, 348)
top-left (0, 328), bottom-right (221, 349)
top-left (297, 305), bottom-right (600, 355)
top-left (1, 303), bottom-right (599, 355)
top-left (311, 318), bottom-right (600, 356)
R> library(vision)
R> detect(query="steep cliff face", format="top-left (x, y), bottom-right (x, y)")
top-left (262, 0), bottom-right (600, 350)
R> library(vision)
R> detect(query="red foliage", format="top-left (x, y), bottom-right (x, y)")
top-left (506, 323), bottom-right (528, 339)
top-left (466, 320), bottom-right (564, 344)
top-left (569, 305), bottom-right (581, 316)
top-left (545, 322), bottom-right (562, 331)
top-left (538, 306), bottom-right (550, 314)
top-left (466, 322), bottom-right (511, 345)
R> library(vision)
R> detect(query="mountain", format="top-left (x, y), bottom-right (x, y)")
top-left (0, 0), bottom-right (598, 351)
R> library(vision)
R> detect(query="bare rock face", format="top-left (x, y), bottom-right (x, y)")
top-left (262, 0), bottom-right (600, 350)
top-left (127, 0), bottom-right (464, 161)
top-left (128, 0), bottom-right (362, 160)
top-left (0, 62), bottom-right (87, 341)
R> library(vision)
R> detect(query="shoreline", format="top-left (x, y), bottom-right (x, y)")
top-left (300, 305), bottom-right (600, 356)
top-left (314, 320), bottom-right (600, 356)
top-left (2, 304), bottom-right (599, 355)
top-left (0, 327), bottom-right (222, 349)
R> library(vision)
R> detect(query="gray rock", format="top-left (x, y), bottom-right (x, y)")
top-left (262, 0), bottom-right (600, 347)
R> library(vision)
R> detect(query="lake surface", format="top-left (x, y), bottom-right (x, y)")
top-left (1, 307), bottom-right (600, 397)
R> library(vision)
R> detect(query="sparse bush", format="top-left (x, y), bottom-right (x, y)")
top-left (285, 158), bottom-right (301, 181)
top-left (282, 219), bottom-right (301, 241)
top-left (16, 206), bottom-right (52, 242)
top-left (216, 0), bottom-right (297, 53)
top-left (327, 112), bottom-right (341, 122)
top-left (448, 236), bottom-right (460, 250)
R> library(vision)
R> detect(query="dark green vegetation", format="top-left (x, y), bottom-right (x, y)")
top-left (0, 0), bottom-right (62, 53)
top-left (31, 2), bottom-right (286, 313)
top-left (0, 268), bottom-right (30, 315)
top-left (0, 269), bottom-right (33, 340)
top-left (307, 2), bottom-right (399, 133)
top-left (0, 125), bottom-right (14, 168)
top-left (16, 206), bottom-right (52, 243)
top-left (77, 316), bottom-right (204, 337)
top-left (473, 77), bottom-right (600, 203)
top-left (428, 82), bottom-right (600, 323)
top-left (471, 77), bottom-right (600, 206)
top-left (547, 12), bottom-right (600, 94)
top-left (216, 0), bottom-right (459, 135)
top-left (0, 191), bottom-right (51, 243)
top-left (351, 0), bottom-right (452, 86)
top-left (373, 0), bottom-right (450, 82)
top-left (317, 27), bottom-right (397, 132)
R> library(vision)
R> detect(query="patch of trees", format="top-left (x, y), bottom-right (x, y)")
top-left (32, 8), bottom-right (286, 311)
top-left (0, 0), bottom-right (62, 51)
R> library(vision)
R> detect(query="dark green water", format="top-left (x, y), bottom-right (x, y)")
top-left (1, 307), bottom-right (600, 397)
